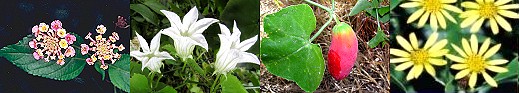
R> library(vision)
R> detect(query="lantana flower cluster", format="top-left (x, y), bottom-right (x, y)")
top-left (81, 25), bottom-right (125, 70)
top-left (29, 20), bottom-right (76, 65)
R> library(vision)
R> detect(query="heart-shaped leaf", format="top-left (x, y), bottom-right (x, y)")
top-left (261, 4), bottom-right (324, 92)
top-left (221, 74), bottom-right (247, 93)
top-left (130, 73), bottom-right (151, 93)
top-left (0, 34), bottom-right (87, 81)
top-left (109, 54), bottom-right (130, 92)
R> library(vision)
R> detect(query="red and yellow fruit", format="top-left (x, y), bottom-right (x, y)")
top-left (327, 22), bottom-right (358, 80)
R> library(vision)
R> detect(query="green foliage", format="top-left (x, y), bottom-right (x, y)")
top-left (109, 54), bottom-right (131, 92)
top-left (0, 34), bottom-right (86, 81)
top-left (261, 4), bottom-right (324, 92)
top-left (350, 0), bottom-right (391, 48)
top-left (221, 74), bottom-right (247, 93)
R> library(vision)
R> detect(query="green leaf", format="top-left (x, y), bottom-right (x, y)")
top-left (390, 0), bottom-right (402, 10)
top-left (0, 34), bottom-right (86, 81)
top-left (158, 85), bottom-right (178, 93)
top-left (220, 0), bottom-right (260, 54)
top-left (130, 4), bottom-right (159, 25)
top-left (94, 62), bottom-right (106, 80)
top-left (379, 6), bottom-right (390, 16)
top-left (143, 0), bottom-right (168, 16)
top-left (130, 74), bottom-right (151, 93)
top-left (380, 14), bottom-right (390, 23)
top-left (109, 54), bottom-right (130, 92)
top-left (349, 0), bottom-right (372, 16)
top-left (261, 4), bottom-right (324, 92)
top-left (368, 29), bottom-right (388, 48)
top-left (221, 74), bottom-right (247, 93)
top-left (493, 57), bottom-right (518, 82)
top-left (390, 64), bottom-right (408, 92)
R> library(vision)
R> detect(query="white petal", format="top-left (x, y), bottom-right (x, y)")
top-left (218, 23), bottom-right (232, 36)
top-left (189, 34), bottom-right (209, 51)
top-left (130, 51), bottom-right (148, 62)
top-left (237, 51), bottom-right (260, 65)
top-left (174, 37), bottom-right (196, 59)
top-left (160, 10), bottom-right (183, 30)
top-left (237, 35), bottom-right (258, 51)
top-left (190, 18), bottom-right (218, 34)
top-left (155, 51), bottom-right (175, 60)
top-left (150, 32), bottom-right (162, 53)
top-left (145, 58), bottom-right (163, 73)
top-left (182, 7), bottom-right (199, 32)
top-left (134, 32), bottom-right (150, 52)
top-left (161, 28), bottom-right (182, 40)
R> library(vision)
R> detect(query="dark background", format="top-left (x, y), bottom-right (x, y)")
top-left (0, 0), bottom-right (129, 92)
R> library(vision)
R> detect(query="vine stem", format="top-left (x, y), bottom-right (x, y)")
top-left (210, 74), bottom-right (222, 93)
top-left (305, 0), bottom-right (339, 42)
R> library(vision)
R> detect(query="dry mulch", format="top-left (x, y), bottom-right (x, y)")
top-left (260, 0), bottom-right (390, 92)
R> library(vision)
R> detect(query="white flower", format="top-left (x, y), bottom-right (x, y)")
top-left (159, 7), bottom-right (218, 60)
top-left (214, 21), bottom-right (260, 75)
top-left (130, 32), bottom-right (174, 73)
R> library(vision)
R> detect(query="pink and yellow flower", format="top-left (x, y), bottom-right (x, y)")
top-left (29, 20), bottom-right (76, 65)
top-left (82, 24), bottom-right (124, 70)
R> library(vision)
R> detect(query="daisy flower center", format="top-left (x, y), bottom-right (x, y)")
top-left (423, 0), bottom-right (443, 12)
top-left (410, 49), bottom-right (429, 64)
top-left (479, 3), bottom-right (498, 18)
top-left (466, 54), bottom-right (486, 72)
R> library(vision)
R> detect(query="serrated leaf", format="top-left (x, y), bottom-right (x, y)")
top-left (109, 54), bottom-right (130, 92)
top-left (130, 4), bottom-right (159, 25)
top-left (0, 34), bottom-right (86, 81)
top-left (261, 4), bottom-right (324, 92)
top-left (221, 74), bottom-right (247, 93)
top-left (130, 74), bottom-right (150, 93)
top-left (349, 0), bottom-right (372, 16)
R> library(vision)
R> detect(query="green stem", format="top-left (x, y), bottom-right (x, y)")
top-left (154, 74), bottom-right (163, 90)
top-left (308, 0), bottom-right (337, 42)
top-left (148, 72), bottom-right (156, 90)
top-left (210, 74), bottom-right (222, 93)
top-left (304, 0), bottom-right (332, 12)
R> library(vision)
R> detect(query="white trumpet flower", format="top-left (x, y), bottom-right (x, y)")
top-left (160, 7), bottom-right (218, 60)
top-left (130, 32), bottom-right (174, 73)
top-left (215, 21), bottom-right (260, 75)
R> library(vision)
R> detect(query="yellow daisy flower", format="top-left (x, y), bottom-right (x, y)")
top-left (446, 34), bottom-right (508, 89)
top-left (400, 0), bottom-right (463, 31)
top-left (460, 0), bottom-right (519, 34)
top-left (391, 32), bottom-right (449, 80)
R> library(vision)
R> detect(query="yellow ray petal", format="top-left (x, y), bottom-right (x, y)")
top-left (414, 64), bottom-right (424, 78)
top-left (443, 4), bottom-right (463, 13)
top-left (460, 15), bottom-right (480, 28)
top-left (429, 39), bottom-right (448, 52)
top-left (483, 44), bottom-right (501, 59)
top-left (486, 59), bottom-right (509, 65)
top-left (476, 0), bottom-right (484, 4)
top-left (429, 49), bottom-right (449, 57)
top-left (468, 72), bottom-right (478, 88)
top-left (470, 18), bottom-right (485, 33)
top-left (442, 0), bottom-right (457, 3)
top-left (407, 65), bottom-right (417, 80)
top-left (391, 49), bottom-right (411, 57)
top-left (482, 71), bottom-right (498, 87)
top-left (424, 63), bottom-right (436, 77)
top-left (462, 38), bottom-right (473, 55)
top-left (470, 34), bottom-right (479, 54)
top-left (396, 61), bottom-right (415, 71)
top-left (498, 4), bottom-right (519, 9)
top-left (430, 12), bottom-right (439, 31)
top-left (441, 10), bottom-right (457, 23)
top-left (494, 15), bottom-right (513, 31)
top-left (460, 10), bottom-right (480, 18)
top-left (423, 32), bottom-right (439, 50)
top-left (418, 11), bottom-right (431, 28)
top-left (436, 12), bottom-right (447, 29)
top-left (478, 38), bottom-right (491, 55)
top-left (429, 58), bottom-right (447, 65)
top-left (498, 10), bottom-right (519, 18)
top-left (451, 44), bottom-right (468, 57)
top-left (461, 2), bottom-right (481, 9)
top-left (489, 18), bottom-right (499, 34)
top-left (455, 69), bottom-right (471, 79)
top-left (486, 65), bottom-right (509, 73)
top-left (396, 36), bottom-right (414, 52)
top-left (446, 54), bottom-right (466, 63)
top-left (408, 8), bottom-right (426, 23)
top-left (451, 64), bottom-right (468, 70)
top-left (400, 2), bottom-right (422, 8)
top-left (409, 33), bottom-right (419, 49)
top-left (495, 0), bottom-right (512, 6)
top-left (485, 0), bottom-right (494, 3)
top-left (391, 58), bottom-right (410, 63)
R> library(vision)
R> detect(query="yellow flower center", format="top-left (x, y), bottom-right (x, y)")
top-left (423, 0), bottom-right (443, 12)
top-left (466, 54), bottom-right (486, 72)
top-left (410, 49), bottom-right (429, 64)
top-left (479, 3), bottom-right (497, 18)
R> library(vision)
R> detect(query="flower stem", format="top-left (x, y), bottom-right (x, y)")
top-left (307, 0), bottom-right (338, 42)
top-left (154, 74), bottom-right (163, 90)
top-left (210, 74), bottom-right (222, 93)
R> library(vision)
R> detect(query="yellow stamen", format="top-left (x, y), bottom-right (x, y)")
top-left (423, 0), bottom-right (443, 12)
top-left (411, 49), bottom-right (429, 64)
top-left (466, 54), bottom-right (485, 72)
top-left (479, 3), bottom-right (497, 18)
